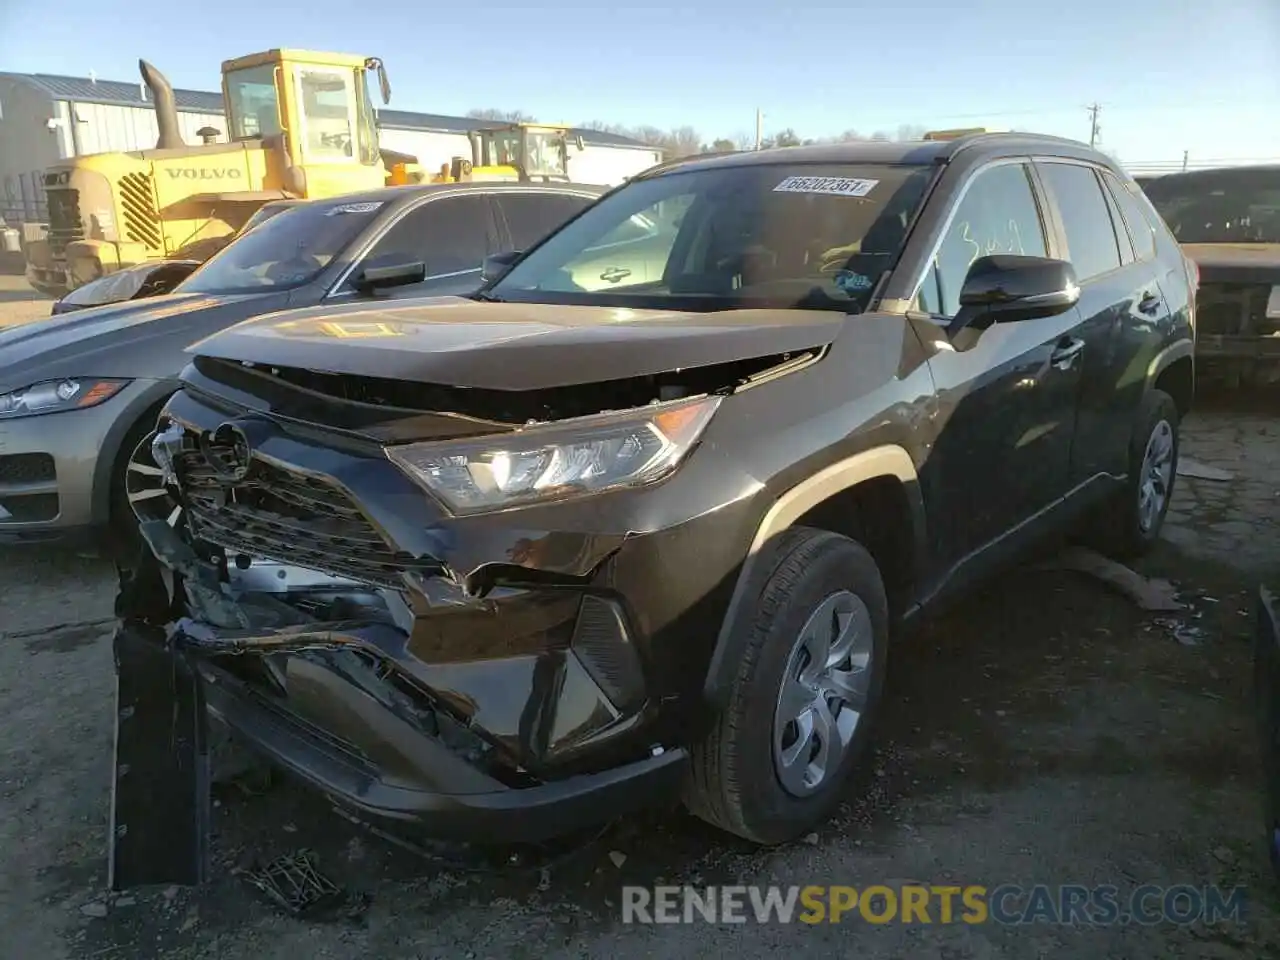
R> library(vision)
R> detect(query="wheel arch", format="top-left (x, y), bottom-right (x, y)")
top-left (1147, 339), bottom-right (1194, 420)
top-left (702, 445), bottom-right (927, 709)
top-left (90, 382), bottom-right (178, 525)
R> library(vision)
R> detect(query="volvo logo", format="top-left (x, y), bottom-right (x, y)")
top-left (200, 421), bottom-right (253, 483)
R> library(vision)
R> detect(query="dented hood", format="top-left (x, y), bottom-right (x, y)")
top-left (187, 296), bottom-right (847, 390)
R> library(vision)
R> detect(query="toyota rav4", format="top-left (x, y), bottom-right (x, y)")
top-left (110, 133), bottom-right (1196, 888)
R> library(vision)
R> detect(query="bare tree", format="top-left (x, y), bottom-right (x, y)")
top-left (467, 108), bottom-right (538, 123)
top-left (895, 123), bottom-right (928, 141)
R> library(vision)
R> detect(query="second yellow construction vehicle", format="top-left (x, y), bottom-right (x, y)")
top-left (413, 122), bottom-right (585, 185)
top-left (26, 49), bottom-right (400, 297)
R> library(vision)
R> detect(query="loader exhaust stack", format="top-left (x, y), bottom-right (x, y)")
top-left (139, 59), bottom-right (185, 149)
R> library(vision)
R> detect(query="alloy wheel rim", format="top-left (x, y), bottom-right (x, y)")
top-left (1137, 419), bottom-right (1174, 534)
top-left (772, 589), bottom-right (874, 798)
top-left (124, 432), bottom-right (182, 528)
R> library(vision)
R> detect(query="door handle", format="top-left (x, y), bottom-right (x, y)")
top-left (1138, 292), bottom-right (1161, 315)
top-left (1050, 336), bottom-right (1085, 370)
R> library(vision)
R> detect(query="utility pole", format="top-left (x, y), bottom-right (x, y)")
top-left (755, 109), bottom-right (763, 151)
top-left (1182, 150), bottom-right (1189, 172)
top-left (1087, 102), bottom-right (1101, 148)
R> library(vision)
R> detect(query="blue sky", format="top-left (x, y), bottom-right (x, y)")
top-left (2, 0), bottom-right (1278, 168)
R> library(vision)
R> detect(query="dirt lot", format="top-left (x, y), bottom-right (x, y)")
top-left (1, 279), bottom-right (1280, 958)
top-left (0, 273), bottom-right (53, 326)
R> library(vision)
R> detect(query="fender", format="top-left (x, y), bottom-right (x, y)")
top-left (1146, 337), bottom-right (1194, 386)
top-left (701, 444), bottom-right (926, 708)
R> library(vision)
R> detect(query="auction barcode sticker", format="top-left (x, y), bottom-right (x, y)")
top-left (773, 176), bottom-right (879, 198)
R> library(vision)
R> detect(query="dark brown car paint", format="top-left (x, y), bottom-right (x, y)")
top-left (123, 133), bottom-right (1196, 842)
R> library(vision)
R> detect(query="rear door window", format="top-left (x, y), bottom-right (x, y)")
top-left (1037, 162), bottom-right (1122, 281)
top-left (353, 194), bottom-right (498, 283)
top-left (494, 192), bottom-right (595, 250)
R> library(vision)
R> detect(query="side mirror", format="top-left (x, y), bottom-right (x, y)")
top-left (481, 250), bottom-right (521, 283)
top-left (947, 254), bottom-right (1080, 337)
top-left (352, 260), bottom-right (426, 293)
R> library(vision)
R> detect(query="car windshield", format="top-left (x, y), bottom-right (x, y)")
top-left (1141, 168), bottom-right (1280, 244)
top-left (176, 199), bottom-right (385, 294)
top-left (487, 162), bottom-right (935, 313)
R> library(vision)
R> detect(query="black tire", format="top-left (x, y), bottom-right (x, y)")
top-left (684, 526), bottom-right (889, 844)
top-left (104, 413), bottom-right (163, 569)
top-left (1086, 388), bottom-right (1180, 561)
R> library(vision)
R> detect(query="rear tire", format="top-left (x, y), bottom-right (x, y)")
top-left (1085, 388), bottom-right (1180, 561)
top-left (684, 526), bottom-right (889, 844)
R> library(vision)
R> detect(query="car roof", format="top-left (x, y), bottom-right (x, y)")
top-left (297, 180), bottom-right (610, 214)
top-left (637, 132), bottom-right (1118, 179)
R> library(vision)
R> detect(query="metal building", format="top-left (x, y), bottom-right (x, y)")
top-left (0, 70), bottom-right (661, 228)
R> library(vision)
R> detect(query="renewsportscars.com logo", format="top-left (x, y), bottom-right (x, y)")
top-left (621, 884), bottom-right (1248, 926)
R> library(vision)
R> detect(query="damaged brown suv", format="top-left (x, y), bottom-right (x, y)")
top-left (112, 133), bottom-right (1197, 888)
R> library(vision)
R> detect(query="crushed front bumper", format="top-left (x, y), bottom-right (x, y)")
top-left (108, 615), bottom-right (687, 889)
top-left (109, 510), bottom-right (703, 887)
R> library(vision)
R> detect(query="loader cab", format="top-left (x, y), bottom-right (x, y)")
top-left (469, 123), bottom-right (582, 182)
top-left (220, 49), bottom-right (391, 197)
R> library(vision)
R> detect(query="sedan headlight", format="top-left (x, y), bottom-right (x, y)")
top-left (386, 395), bottom-right (721, 515)
top-left (0, 378), bottom-right (131, 419)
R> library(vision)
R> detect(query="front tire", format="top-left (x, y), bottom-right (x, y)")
top-left (685, 526), bottom-right (889, 844)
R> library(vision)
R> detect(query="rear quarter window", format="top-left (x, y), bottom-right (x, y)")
top-left (1104, 173), bottom-right (1158, 261)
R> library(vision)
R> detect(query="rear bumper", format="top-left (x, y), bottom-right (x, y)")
top-left (199, 654), bottom-right (688, 843)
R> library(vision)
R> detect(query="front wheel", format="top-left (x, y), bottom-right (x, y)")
top-left (684, 526), bottom-right (889, 844)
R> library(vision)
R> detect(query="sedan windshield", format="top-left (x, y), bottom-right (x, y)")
top-left (1141, 167), bottom-right (1280, 244)
top-left (176, 199), bottom-right (384, 294)
top-left (487, 162), bottom-right (935, 313)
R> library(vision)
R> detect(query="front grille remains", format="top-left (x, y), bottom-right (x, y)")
top-left (177, 439), bottom-right (440, 589)
top-left (119, 173), bottom-right (163, 251)
top-left (43, 187), bottom-right (83, 255)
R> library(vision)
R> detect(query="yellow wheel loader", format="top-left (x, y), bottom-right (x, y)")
top-left (25, 49), bottom-right (412, 297)
top-left (428, 123), bottom-right (587, 184)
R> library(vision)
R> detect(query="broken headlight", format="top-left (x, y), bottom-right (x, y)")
top-left (386, 395), bottom-right (721, 515)
top-left (0, 378), bottom-right (130, 419)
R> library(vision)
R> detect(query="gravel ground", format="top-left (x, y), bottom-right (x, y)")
top-left (0, 273), bottom-right (54, 326)
top-left (1, 279), bottom-right (1279, 958)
